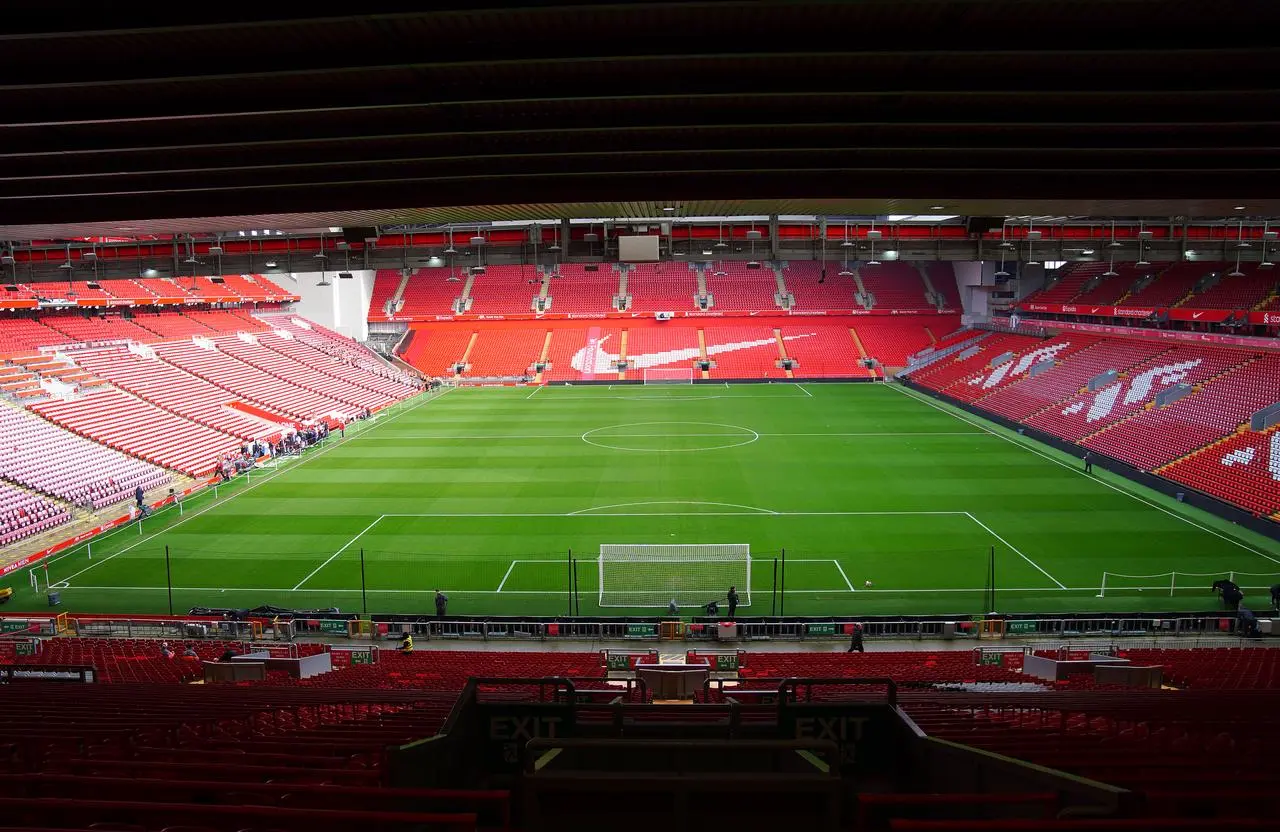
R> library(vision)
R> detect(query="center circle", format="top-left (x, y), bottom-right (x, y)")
top-left (581, 421), bottom-right (760, 452)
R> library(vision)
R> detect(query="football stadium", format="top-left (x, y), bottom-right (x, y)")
top-left (0, 4), bottom-right (1279, 830)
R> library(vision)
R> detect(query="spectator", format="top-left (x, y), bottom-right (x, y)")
top-left (219, 648), bottom-right (237, 662)
top-left (726, 585), bottom-right (739, 620)
top-left (182, 645), bottom-right (198, 659)
top-left (159, 641), bottom-right (174, 660)
top-left (1271, 584), bottom-right (1280, 610)
top-left (667, 599), bottom-right (679, 616)
top-left (135, 486), bottom-right (145, 513)
top-left (434, 590), bottom-right (448, 619)
top-left (847, 622), bottom-right (865, 653)
top-left (399, 631), bottom-right (414, 654)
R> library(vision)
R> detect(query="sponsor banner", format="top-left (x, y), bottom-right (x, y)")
top-left (403, 308), bottom-right (956, 323)
top-left (1020, 302), bottom-right (1155, 318)
top-left (1038, 318), bottom-right (1280, 351)
top-left (1248, 311), bottom-right (1280, 326)
top-left (1168, 308), bottom-right (1234, 323)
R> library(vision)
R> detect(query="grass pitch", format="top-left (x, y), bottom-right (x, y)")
top-left (15, 382), bottom-right (1280, 619)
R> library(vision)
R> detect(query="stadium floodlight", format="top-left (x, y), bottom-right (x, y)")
top-left (598, 543), bottom-right (750, 608)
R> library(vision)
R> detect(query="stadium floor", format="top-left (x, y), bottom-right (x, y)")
top-left (17, 382), bottom-right (1280, 619)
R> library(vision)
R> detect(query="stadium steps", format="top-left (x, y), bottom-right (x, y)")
top-left (696, 329), bottom-right (710, 379)
top-left (847, 326), bottom-right (876, 377)
top-left (618, 329), bottom-right (629, 380)
top-left (458, 331), bottom-right (479, 375)
top-left (534, 330), bottom-right (553, 383)
top-left (774, 329), bottom-right (795, 378)
top-left (924, 326), bottom-right (938, 344)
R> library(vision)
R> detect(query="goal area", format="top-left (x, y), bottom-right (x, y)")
top-left (643, 367), bottom-right (694, 385)
top-left (598, 544), bottom-right (750, 608)
top-left (1097, 570), bottom-right (1280, 598)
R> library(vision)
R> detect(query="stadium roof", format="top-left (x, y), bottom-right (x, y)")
top-left (2, 0), bottom-right (1279, 238)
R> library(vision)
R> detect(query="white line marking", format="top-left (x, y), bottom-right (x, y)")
top-left (832, 559), bottom-right (855, 592)
top-left (496, 560), bottom-right (517, 592)
top-left (358, 431), bottom-right (983, 440)
top-left (49, 392), bottom-right (444, 588)
top-left (379, 511), bottom-right (970, 517)
top-left (965, 511), bottom-right (1067, 590)
top-left (526, 385), bottom-right (541, 399)
top-left (59, 584), bottom-right (1133, 595)
top-left (568, 500), bottom-right (779, 516)
top-left (890, 383), bottom-right (1280, 564)
top-left (796, 383), bottom-right (813, 398)
top-left (291, 515), bottom-right (385, 591)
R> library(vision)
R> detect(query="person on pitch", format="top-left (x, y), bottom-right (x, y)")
top-left (727, 585), bottom-right (739, 620)
top-left (434, 589), bottom-right (449, 619)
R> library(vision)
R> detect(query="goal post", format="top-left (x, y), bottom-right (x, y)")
top-left (643, 367), bottom-right (695, 385)
top-left (598, 544), bottom-right (750, 608)
top-left (1097, 570), bottom-right (1280, 598)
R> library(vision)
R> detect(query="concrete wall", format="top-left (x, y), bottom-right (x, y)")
top-left (954, 261), bottom-right (985, 317)
top-left (272, 270), bottom-right (374, 340)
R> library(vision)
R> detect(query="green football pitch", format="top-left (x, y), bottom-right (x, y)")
top-left (14, 382), bottom-right (1280, 619)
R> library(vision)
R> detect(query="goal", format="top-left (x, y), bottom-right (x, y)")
top-left (643, 367), bottom-right (694, 385)
top-left (1097, 570), bottom-right (1280, 598)
top-left (598, 544), bottom-right (750, 608)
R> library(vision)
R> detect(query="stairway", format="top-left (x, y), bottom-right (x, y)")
top-left (696, 329), bottom-right (710, 380)
top-left (614, 265), bottom-right (630, 311)
top-left (457, 332), bottom-right (479, 376)
top-left (772, 265), bottom-right (793, 309)
top-left (387, 272), bottom-right (411, 316)
top-left (848, 326), bottom-right (877, 377)
top-left (774, 328), bottom-right (794, 379)
top-left (916, 263), bottom-right (942, 309)
top-left (534, 331), bottom-right (553, 383)
top-left (852, 268), bottom-right (874, 309)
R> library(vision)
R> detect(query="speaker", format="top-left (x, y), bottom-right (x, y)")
top-left (966, 216), bottom-right (1004, 235)
top-left (338, 272), bottom-right (354, 280)
top-left (343, 226), bottom-right (378, 244)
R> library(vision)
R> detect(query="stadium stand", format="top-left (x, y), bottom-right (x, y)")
top-left (1122, 262), bottom-right (1209, 307)
top-left (702, 325), bottom-right (786, 379)
top-left (133, 312), bottom-right (217, 340)
top-left (780, 321), bottom-right (866, 377)
top-left (70, 347), bottom-right (282, 439)
top-left (401, 327), bottom-right (475, 377)
top-left (460, 327), bottom-right (545, 378)
top-left (218, 337), bottom-right (389, 412)
top-left (1071, 264), bottom-right (1156, 305)
top-left (545, 264), bottom-right (621, 313)
top-left (397, 268), bottom-right (465, 317)
top-left (0, 319), bottom-right (68, 355)
top-left (1183, 265), bottom-right (1278, 310)
top-left (1082, 353), bottom-right (1280, 471)
top-left (854, 317), bottom-right (959, 369)
top-left (1158, 426), bottom-right (1280, 516)
top-left (0, 404), bottom-right (170, 509)
top-left (41, 314), bottom-right (162, 345)
top-left (946, 335), bottom-right (1101, 403)
top-left (859, 262), bottom-right (932, 309)
top-left (1022, 263), bottom-right (1107, 304)
top-left (625, 263), bottom-right (699, 311)
top-left (154, 340), bottom-right (351, 421)
top-left (781, 261), bottom-right (858, 310)
top-left (368, 269), bottom-right (404, 320)
top-left (976, 339), bottom-right (1167, 423)
top-left (704, 262), bottom-right (780, 311)
top-left (623, 325), bottom-right (700, 371)
top-left (1024, 344), bottom-right (1248, 441)
top-left (0, 481), bottom-right (70, 546)
top-left (32, 387), bottom-right (242, 476)
top-left (925, 262), bottom-right (963, 309)
top-left (466, 264), bottom-right (539, 313)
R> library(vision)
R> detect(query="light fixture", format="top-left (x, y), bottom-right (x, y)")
top-left (1234, 206), bottom-right (1247, 211)
top-left (662, 205), bottom-right (676, 213)
top-left (1261, 225), bottom-right (1275, 268)
top-left (930, 205), bottom-right (945, 211)
top-left (263, 261), bottom-right (277, 269)
top-left (1081, 249), bottom-right (1095, 256)
top-left (714, 221), bottom-right (728, 249)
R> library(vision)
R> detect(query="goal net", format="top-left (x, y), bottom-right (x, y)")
top-left (1097, 570), bottom-right (1280, 598)
top-left (598, 544), bottom-right (750, 608)
top-left (643, 367), bottom-right (694, 385)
